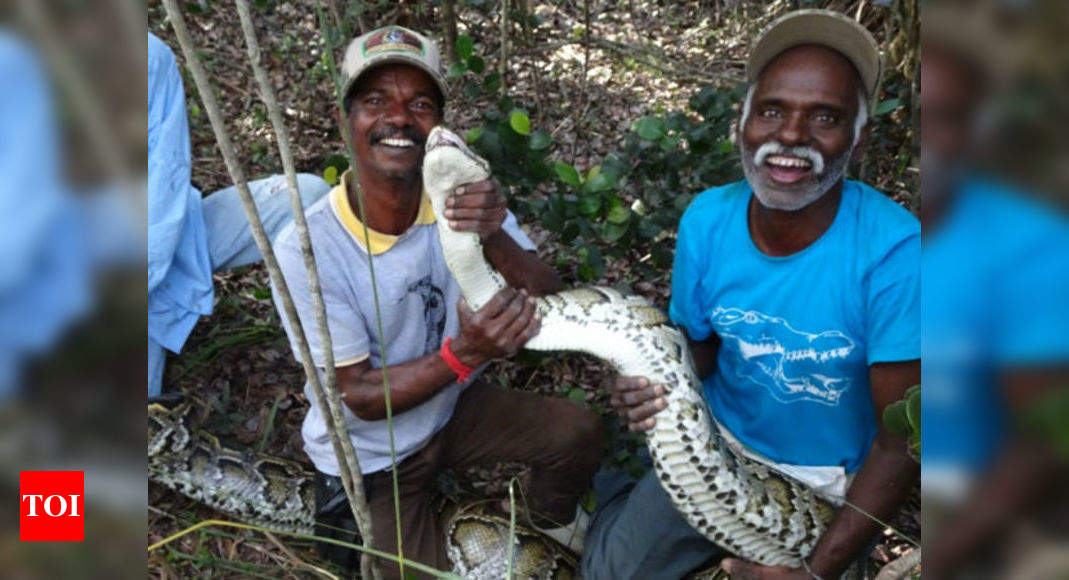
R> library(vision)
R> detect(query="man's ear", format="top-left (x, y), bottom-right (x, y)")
top-left (336, 106), bottom-right (352, 145)
top-left (731, 113), bottom-right (742, 148)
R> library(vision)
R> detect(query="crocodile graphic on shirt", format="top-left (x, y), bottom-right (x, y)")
top-left (710, 306), bottom-right (856, 406)
top-left (402, 275), bottom-right (446, 356)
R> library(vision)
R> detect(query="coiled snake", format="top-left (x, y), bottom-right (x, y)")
top-left (422, 126), bottom-right (835, 568)
top-left (147, 125), bottom-right (835, 578)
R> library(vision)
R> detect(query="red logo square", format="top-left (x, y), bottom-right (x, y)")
top-left (19, 471), bottom-right (84, 541)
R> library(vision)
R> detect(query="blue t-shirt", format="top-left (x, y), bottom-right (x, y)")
top-left (147, 32), bottom-right (213, 354)
top-left (669, 180), bottom-right (920, 473)
top-left (923, 178), bottom-right (1069, 473)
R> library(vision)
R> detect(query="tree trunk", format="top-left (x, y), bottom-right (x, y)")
top-left (442, 0), bottom-right (458, 63)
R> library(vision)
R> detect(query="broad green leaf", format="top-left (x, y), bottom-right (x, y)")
top-left (882, 399), bottom-right (910, 436)
top-left (602, 222), bottom-right (628, 242)
top-left (447, 61), bottom-right (467, 79)
top-left (529, 130), bottom-right (552, 150)
top-left (873, 98), bottom-right (902, 117)
top-left (906, 388), bottom-right (921, 433)
top-left (580, 489), bottom-right (598, 513)
top-left (455, 35), bottom-right (474, 61)
top-left (468, 54), bottom-right (486, 75)
top-left (633, 116), bottom-right (666, 141)
top-left (509, 110), bottom-right (531, 135)
top-left (322, 165), bottom-right (339, 186)
top-left (578, 195), bottom-right (601, 216)
top-left (607, 205), bottom-right (630, 224)
top-left (584, 171), bottom-right (615, 193)
top-left (585, 165), bottom-right (601, 182)
top-left (482, 72), bottom-right (502, 94)
top-left (554, 161), bottom-right (582, 186)
top-left (465, 126), bottom-right (485, 144)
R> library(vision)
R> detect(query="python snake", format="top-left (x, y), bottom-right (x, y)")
top-left (147, 125), bottom-right (836, 578)
top-left (422, 126), bottom-right (836, 569)
top-left (149, 391), bottom-right (577, 577)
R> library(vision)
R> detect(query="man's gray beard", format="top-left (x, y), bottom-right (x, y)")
top-left (741, 141), bottom-right (854, 211)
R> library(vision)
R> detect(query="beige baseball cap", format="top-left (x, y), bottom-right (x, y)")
top-left (747, 9), bottom-right (882, 110)
top-left (340, 26), bottom-right (448, 111)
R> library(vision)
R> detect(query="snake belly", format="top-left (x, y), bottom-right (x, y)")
top-left (422, 126), bottom-right (837, 568)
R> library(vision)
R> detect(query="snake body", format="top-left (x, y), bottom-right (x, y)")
top-left (147, 125), bottom-right (835, 577)
top-left (149, 394), bottom-right (318, 535)
top-left (149, 392), bottom-right (577, 577)
top-left (423, 126), bottom-right (836, 568)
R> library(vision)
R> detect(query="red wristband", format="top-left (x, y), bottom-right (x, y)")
top-left (440, 337), bottom-right (475, 383)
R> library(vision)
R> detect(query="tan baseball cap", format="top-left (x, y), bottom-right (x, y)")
top-left (747, 9), bottom-right (882, 110)
top-left (340, 26), bottom-right (448, 111)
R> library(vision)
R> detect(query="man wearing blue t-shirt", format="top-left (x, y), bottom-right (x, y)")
top-left (582, 11), bottom-right (920, 579)
top-left (921, 20), bottom-right (1069, 577)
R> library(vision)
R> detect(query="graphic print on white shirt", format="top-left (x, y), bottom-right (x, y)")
top-left (711, 307), bottom-right (856, 406)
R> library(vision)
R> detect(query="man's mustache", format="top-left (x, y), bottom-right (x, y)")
top-left (369, 126), bottom-right (426, 146)
top-left (752, 141), bottom-right (826, 175)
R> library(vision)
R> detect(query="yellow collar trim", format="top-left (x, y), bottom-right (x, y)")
top-left (330, 171), bottom-right (436, 255)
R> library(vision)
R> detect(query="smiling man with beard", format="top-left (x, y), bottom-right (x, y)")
top-left (584, 11), bottom-right (920, 579)
top-left (269, 26), bottom-right (605, 578)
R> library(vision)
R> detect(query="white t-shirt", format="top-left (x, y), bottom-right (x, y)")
top-left (272, 175), bottom-right (535, 475)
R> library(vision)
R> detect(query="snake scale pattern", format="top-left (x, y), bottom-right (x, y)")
top-left (423, 126), bottom-right (836, 569)
top-left (149, 392), bottom-right (577, 577)
top-left (146, 125), bottom-right (835, 578)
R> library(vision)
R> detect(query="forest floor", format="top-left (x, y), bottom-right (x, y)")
top-left (148, 1), bottom-right (919, 576)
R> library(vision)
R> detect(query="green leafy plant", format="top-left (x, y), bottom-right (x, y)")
top-left (1021, 385), bottom-right (1069, 460)
top-left (882, 384), bottom-right (921, 461)
top-left (324, 35), bottom-right (747, 285)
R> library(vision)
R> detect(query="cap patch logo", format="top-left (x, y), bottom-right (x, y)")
top-left (363, 27), bottom-right (424, 57)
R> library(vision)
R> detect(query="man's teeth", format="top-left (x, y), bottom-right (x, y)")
top-left (379, 138), bottom-right (415, 147)
top-left (765, 155), bottom-right (812, 169)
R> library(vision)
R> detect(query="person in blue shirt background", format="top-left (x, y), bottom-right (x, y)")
top-left (920, 18), bottom-right (1069, 577)
top-left (0, 32), bottom-right (91, 397)
top-left (147, 32), bottom-right (331, 397)
top-left (582, 11), bottom-right (920, 579)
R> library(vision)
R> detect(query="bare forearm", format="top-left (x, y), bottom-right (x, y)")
top-left (807, 432), bottom-right (918, 577)
top-left (482, 230), bottom-right (563, 295)
top-left (688, 334), bottom-right (721, 380)
top-left (339, 355), bottom-right (460, 421)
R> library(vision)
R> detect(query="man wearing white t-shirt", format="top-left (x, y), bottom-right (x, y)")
top-left (271, 26), bottom-right (604, 577)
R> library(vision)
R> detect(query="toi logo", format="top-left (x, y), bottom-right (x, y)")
top-left (19, 471), bottom-right (84, 541)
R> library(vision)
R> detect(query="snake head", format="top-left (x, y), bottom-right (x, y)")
top-left (425, 126), bottom-right (491, 173)
top-left (423, 126), bottom-right (493, 207)
top-left (426, 125), bottom-right (465, 150)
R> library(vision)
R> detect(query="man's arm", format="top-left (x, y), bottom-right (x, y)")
top-left (924, 368), bottom-right (1065, 579)
top-left (720, 360), bottom-right (921, 580)
top-left (338, 288), bottom-right (540, 420)
top-left (802, 359), bottom-right (921, 577)
top-left (443, 180), bottom-right (563, 295)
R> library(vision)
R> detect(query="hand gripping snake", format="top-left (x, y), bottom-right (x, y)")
top-left (422, 126), bottom-right (837, 571)
top-left (147, 126), bottom-right (836, 579)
